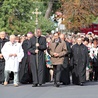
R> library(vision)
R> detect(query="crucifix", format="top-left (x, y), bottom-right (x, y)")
top-left (32, 8), bottom-right (41, 68)
top-left (32, 8), bottom-right (41, 29)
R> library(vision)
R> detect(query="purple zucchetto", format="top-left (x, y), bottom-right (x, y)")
top-left (27, 32), bottom-right (33, 34)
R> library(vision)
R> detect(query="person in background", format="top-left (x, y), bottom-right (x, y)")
top-left (0, 31), bottom-right (8, 85)
top-left (59, 34), bottom-right (71, 85)
top-left (19, 32), bottom-right (33, 84)
top-left (89, 38), bottom-right (98, 81)
top-left (46, 37), bottom-right (54, 82)
top-left (83, 37), bottom-right (91, 81)
top-left (15, 36), bottom-right (20, 43)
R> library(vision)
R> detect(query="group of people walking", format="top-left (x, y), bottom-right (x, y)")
top-left (0, 30), bottom-right (98, 87)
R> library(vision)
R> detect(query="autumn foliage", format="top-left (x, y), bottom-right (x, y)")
top-left (60, 0), bottom-right (98, 32)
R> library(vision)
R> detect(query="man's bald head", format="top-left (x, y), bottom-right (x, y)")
top-left (0, 31), bottom-right (6, 39)
top-left (77, 37), bottom-right (82, 45)
top-left (10, 35), bottom-right (16, 43)
top-left (59, 33), bottom-right (65, 41)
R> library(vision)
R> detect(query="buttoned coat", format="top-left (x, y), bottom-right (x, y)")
top-left (48, 38), bottom-right (67, 65)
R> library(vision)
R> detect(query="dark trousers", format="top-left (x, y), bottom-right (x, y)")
top-left (31, 63), bottom-right (44, 84)
top-left (53, 65), bottom-right (62, 84)
top-left (89, 71), bottom-right (93, 81)
top-left (60, 66), bottom-right (70, 85)
top-left (93, 66), bottom-right (98, 81)
top-left (31, 63), bottom-right (38, 84)
top-left (0, 62), bottom-right (5, 83)
top-left (89, 66), bottom-right (98, 81)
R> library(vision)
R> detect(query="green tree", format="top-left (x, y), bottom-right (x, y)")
top-left (0, 0), bottom-right (55, 35)
top-left (93, 17), bottom-right (98, 24)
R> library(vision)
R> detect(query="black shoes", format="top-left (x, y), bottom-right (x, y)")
top-left (62, 83), bottom-right (70, 85)
top-left (0, 81), bottom-right (4, 85)
top-left (39, 84), bottom-right (42, 87)
top-left (94, 79), bottom-right (97, 81)
top-left (32, 84), bottom-right (38, 87)
top-left (55, 84), bottom-right (60, 87)
top-left (80, 82), bottom-right (84, 86)
top-left (32, 84), bottom-right (42, 87)
top-left (54, 82), bottom-right (60, 87)
top-left (1, 82), bottom-right (4, 85)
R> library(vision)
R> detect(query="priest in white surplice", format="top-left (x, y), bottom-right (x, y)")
top-left (1, 35), bottom-right (24, 87)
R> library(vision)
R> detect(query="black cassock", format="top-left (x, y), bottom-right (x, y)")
top-left (28, 36), bottom-right (47, 85)
top-left (19, 39), bottom-right (32, 83)
top-left (71, 43), bottom-right (89, 85)
top-left (60, 41), bottom-right (71, 85)
top-left (0, 38), bottom-right (8, 83)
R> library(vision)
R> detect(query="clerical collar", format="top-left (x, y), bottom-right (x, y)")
top-left (35, 35), bottom-right (41, 39)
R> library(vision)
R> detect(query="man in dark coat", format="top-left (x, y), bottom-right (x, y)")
top-left (19, 33), bottom-right (33, 84)
top-left (59, 34), bottom-right (71, 85)
top-left (28, 29), bottom-right (47, 87)
top-left (71, 37), bottom-right (89, 86)
top-left (0, 31), bottom-right (8, 84)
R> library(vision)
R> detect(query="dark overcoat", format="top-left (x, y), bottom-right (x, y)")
top-left (60, 41), bottom-right (71, 85)
top-left (28, 36), bottom-right (47, 84)
top-left (19, 39), bottom-right (32, 83)
top-left (70, 43), bottom-right (89, 84)
top-left (0, 38), bottom-right (8, 82)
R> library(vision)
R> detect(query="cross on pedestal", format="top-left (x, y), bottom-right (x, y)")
top-left (32, 8), bottom-right (41, 26)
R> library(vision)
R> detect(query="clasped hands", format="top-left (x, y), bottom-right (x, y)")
top-left (9, 54), bottom-right (17, 57)
top-left (36, 43), bottom-right (39, 47)
top-left (53, 53), bottom-right (59, 57)
top-left (35, 43), bottom-right (39, 54)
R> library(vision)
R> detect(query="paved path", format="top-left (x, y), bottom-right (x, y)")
top-left (0, 82), bottom-right (98, 98)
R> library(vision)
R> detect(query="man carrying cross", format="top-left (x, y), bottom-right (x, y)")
top-left (28, 29), bottom-right (47, 87)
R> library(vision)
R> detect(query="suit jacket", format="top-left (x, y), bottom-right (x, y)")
top-left (48, 38), bottom-right (67, 65)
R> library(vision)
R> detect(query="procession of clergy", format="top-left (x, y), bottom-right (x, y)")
top-left (0, 29), bottom-right (97, 87)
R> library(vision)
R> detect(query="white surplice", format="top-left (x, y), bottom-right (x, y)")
top-left (1, 41), bottom-right (24, 72)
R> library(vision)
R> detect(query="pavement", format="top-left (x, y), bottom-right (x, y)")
top-left (0, 81), bottom-right (98, 98)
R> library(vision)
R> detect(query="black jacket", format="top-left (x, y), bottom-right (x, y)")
top-left (0, 38), bottom-right (9, 61)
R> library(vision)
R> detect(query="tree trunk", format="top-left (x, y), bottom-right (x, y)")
top-left (45, 0), bottom-right (54, 19)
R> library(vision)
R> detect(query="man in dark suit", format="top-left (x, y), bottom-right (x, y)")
top-left (19, 32), bottom-right (33, 84)
top-left (59, 34), bottom-right (71, 85)
top-left (0, 31), bottom-right (8, 84)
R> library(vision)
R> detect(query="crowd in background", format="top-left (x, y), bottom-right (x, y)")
top-left (0, 30), bottom-right (98, 87)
